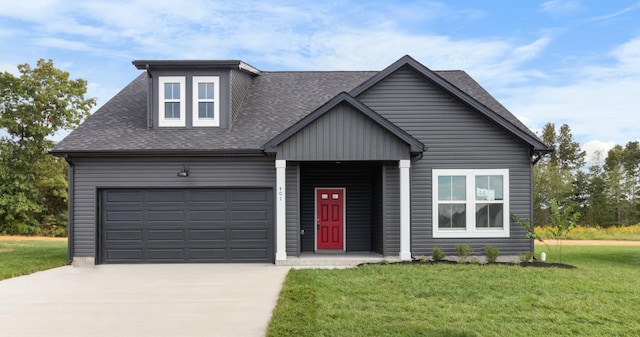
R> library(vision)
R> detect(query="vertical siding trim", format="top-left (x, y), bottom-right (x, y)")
top-left (275, 160), bottom-right (287, 261)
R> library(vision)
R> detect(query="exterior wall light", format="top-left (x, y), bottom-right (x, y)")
top-left (177, 165), bottom-right (189, 177)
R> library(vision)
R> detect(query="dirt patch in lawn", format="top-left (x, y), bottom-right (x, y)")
top-left (539, 240), bottom-right (640, 246)
top-left (0, 236), bottom-right (67, 242)
top-left (0, 248), bottom-right (14, 253)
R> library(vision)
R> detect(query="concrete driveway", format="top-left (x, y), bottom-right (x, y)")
top-left (0, 264), bottom-right (290, 337)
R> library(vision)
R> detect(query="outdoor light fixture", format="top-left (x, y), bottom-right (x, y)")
top-left (177, 165), bottom-right (189, 177)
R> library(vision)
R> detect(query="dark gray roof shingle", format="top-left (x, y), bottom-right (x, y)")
top-left (52, 66), bottom-right (543, 154)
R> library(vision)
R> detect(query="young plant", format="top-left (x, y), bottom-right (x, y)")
top-left (431, 246), bottom-right (445, 261)
top-left (548, 198), bottom-right (580, 263)
top-left (484, 246), bottom-right (499, 263)
top-left (455, 245), bottom-right (473, 263)
top-left (518, 252), bottom-right (533, 263)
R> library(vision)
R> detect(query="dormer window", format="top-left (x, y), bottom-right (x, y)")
top-left (193, 76), bottom-right (220, 127)
top-left (158, 76), bottom-right (186, 127)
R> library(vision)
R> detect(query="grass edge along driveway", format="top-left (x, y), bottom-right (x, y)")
top-left (267, 245), bottom-right (640, 337)
top-left (0, 238), bottom-right (68, 281)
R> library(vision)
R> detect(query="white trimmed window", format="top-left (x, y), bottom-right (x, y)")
top-left (432, 169), bottom-right (510, 238)
top-left (158, 76), bottom-right (186, 127)
top-left (192, 76), bottom-right (220, 127)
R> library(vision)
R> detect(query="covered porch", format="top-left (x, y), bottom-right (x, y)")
top-left (263, 93), bottom-right (425, 264)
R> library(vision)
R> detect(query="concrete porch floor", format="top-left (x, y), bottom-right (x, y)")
top-left (276, 252), bottom-right (401, 267)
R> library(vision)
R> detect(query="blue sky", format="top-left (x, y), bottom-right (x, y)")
top-left (1, 0), bottom-right (639, 163)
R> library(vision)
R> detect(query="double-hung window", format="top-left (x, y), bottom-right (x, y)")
top-left (158, 76), bottom-right (186, 127)
top-left (432, 169), bottom-right (510, 238)
top-left (192, 76), bottom-right (220, 127)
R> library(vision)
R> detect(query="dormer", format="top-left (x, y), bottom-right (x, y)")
top-left (132, 60), bottom-right (260, 129)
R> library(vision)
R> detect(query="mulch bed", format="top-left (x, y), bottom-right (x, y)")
top-left (359, 259), bottom-right (576, 269)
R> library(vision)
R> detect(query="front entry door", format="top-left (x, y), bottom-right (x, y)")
top-left (316, 188), bottom-right (345, 250)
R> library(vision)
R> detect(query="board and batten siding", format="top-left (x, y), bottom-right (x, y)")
top-left (358, 65), bottom-right (534, 256)
top-left (70, 157), bottom-right (276, 258)
top-left (277, 102), bottom-right (410, 161)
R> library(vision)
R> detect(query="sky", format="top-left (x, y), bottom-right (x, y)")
top-left (1, 0), bottom-right (639, 163)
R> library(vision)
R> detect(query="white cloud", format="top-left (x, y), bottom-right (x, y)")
top-left (582, 140), bottom-right (616, 165)
top-left (540, 0), bottom-right (583, 16)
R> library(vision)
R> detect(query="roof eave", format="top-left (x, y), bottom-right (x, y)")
top-left (132, 60), bottom-right (260, 76)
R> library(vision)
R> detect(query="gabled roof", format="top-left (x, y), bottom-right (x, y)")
top-left (51, 56), bottom-right (550, 155)
top-left (350, 55), bottom-right (551, 152)
top-left (263, 92), bottom-right (425, 155)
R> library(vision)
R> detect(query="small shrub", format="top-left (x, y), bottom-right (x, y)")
top-left (518, 252), bottom-right (533, 263)
top-left (484, 246), bottom-right (499, 263)
top-left (418, 255), bottom-right (429, 262)
top-left (431, 246), bottom-right (445, 261)
top-left (455, 245), bottom-right (473, 263)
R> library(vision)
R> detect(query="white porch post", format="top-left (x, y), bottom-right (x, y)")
top-left (275, 160), bottom-right (287, 261)
top-left (399, 160), bottom-right (411, 261)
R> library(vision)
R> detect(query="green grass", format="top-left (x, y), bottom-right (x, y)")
top-left (0, 240), bottom-right (68, 280)
top-left (267, 246), bottom-right (640, 337)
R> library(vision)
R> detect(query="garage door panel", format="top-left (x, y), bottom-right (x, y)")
top-left (189, 248), bottom-right (227, 261)
top-left (190, 190), bottom-right (226, 203)
top-left (105, 211), bottom-right (142, 222)
top-left (101, 188), bottom-right (273, 263)
top-left (148, 249), bottom-right (185, 261)
top-left (231, 229), bottom-right (268, 240)
top-left (190, 210), bottom-right (226, 222)
top-left (147, 210), bottom-right (185, 222)
top-left (105, 230), bottom-right (143, 242)
top-left (106, 249), bottom-right (143, 261)
top-left (105, 191), bottom-right (144, 203)
top-left (148, 190), bottom-right (185, 203)
top-left (148, 230), bottom-right (184, 241)
top-left (231, 248), bottom-right (269, 260)
top-left (190, 229), bottom-right (226, 241)
top-left (231, 210), bottom-right (270, 222)
top-left (231, 190), bottom-right (269, 202)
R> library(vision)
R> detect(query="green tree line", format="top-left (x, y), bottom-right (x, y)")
top-left (535, 123), bottom-right (640, 227)
top-left (0, 59), bottom-right (94, 236)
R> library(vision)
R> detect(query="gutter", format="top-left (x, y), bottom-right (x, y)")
top-left (64, 155), bottom-right (74, 265)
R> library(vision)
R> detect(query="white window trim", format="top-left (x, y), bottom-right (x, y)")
top-left (432, 169), bottom-right (510, 238)
top-left (192, 76), bottom-right (220, 127)
top-left (158, 76), bottom-right (186, 127)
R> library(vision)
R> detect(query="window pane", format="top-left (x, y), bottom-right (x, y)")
top-left (164, 102), bottom-right (180, 118)
top-left (476, 204), bottom-right (503, 228)
top-left (198, 102), bottom-right (214, 119)
top-left (476, 175), bottom-right (503, 201)
top-left (438, 204), bottom-right (466, 228)
top-left (438, 176), bottom-right (466, 201)
top-left (164, 83), bottom-right (180, 100)
top-left (198, 82), bottom-right (214, 100)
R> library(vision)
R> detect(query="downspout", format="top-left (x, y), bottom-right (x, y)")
top-left (64, 155), bottom-right (74, 265)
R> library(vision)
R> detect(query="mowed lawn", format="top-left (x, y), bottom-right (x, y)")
top-left (0, 239), bottom-right (68, 280)
top-left (267, 245), bottom-right (640, 337)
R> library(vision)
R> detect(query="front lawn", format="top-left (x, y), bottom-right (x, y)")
top-left (267, 246), bottom-right (640, 337)
top-left (0, 239), bottom-right (68, 280)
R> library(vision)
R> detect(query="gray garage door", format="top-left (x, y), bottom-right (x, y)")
top-left (100, 188), bottom-right (273, 263)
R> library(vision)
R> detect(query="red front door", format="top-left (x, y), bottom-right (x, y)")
top-left (316, 189), bottom-right (344, 250)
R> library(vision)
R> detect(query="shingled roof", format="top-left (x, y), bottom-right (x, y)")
top-left (51, 59), bottom-right (549, 155)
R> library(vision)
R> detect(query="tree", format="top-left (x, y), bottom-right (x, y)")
top-left (534, 123), bottom-right (585, 226)
top-left (0, 59), bottom-right (95, 235)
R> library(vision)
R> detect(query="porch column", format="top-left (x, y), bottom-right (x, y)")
top-left (275, 160), bottom-right (287, 261)
top-left (399, 160), bottom-right (411, 261)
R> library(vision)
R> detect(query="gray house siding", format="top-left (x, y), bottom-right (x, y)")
top-left (299, 162), bottom-right (381, 252)
top-left (383, 163), bottom-right (401, 256)
top-left (285, 162), bottom-right (300, 256)
top-left (230, 69), bottom-right (254, 127)
top-left (70, 157), bottom-right (275, 258)
top-left (370, 165), bottom-right (383, 255)
top-left (357, 65), bottom-right (534, 256)
top-left (277, 102), bottom-right (410, 161)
